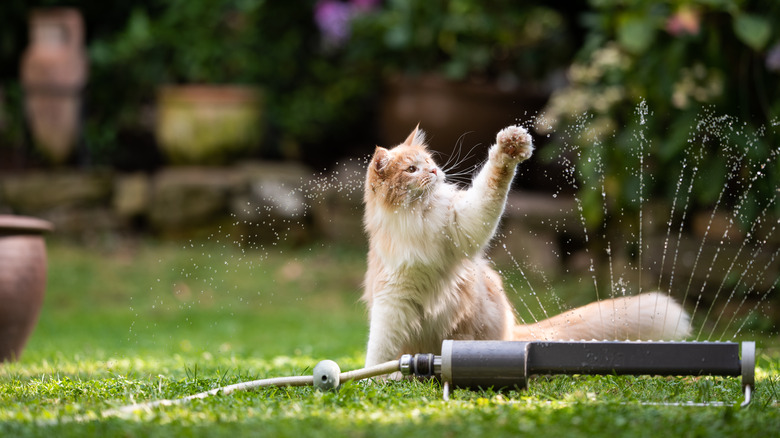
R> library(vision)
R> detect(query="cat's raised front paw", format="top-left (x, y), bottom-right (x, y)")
top-left (496, 125), bottom-right (533, 162)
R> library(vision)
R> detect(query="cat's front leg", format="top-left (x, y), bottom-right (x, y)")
top-left (364, 299), bottom-right (414, 367)
top-left (451, 125), bottom-right (534, 253)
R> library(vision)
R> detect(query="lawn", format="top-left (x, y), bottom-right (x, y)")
top-left (1, 238), bottom-right (779, 437)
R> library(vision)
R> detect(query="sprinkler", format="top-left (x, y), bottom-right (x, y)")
top-left (109, 340), bottom-right (755, 416)
top-left (402, 340), bottom-right (756, 406)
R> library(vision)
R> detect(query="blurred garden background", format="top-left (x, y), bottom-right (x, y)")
top-left (0, 0), bottom-right (778, 235)
top-left (1, 1), bottom-right (780, 433)
top-left (1, 0), bottom-right (779, 230)
top-left (1, 0), bottom-right (778, 322)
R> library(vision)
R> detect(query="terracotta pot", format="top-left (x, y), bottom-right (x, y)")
top-left (20, 8), bottom-right (88, 164)
top-left (0, 215), bottom-right (53, 362)
top-left (156, 85), bottom-right (264, 165)
top-left (379, 74), bottom-right (548, 173)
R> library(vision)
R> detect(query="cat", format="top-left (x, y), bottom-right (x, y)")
top-left (362, 124), bottom-right (691, 367)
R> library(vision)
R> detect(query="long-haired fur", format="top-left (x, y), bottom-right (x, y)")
top-left (362, 124), bottom-right (690, 366)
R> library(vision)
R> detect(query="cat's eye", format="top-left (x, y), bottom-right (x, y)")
top-left (406, 165), bottom-right (417, 173)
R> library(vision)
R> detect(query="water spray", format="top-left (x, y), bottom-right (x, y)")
top-left (109, 339), bottom-right (755, 416)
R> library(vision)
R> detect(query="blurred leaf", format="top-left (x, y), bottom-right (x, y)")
top-left (444, 59), bottom-right (469, 80)
top-left (385, 25), bottom-right (410, 48)
top-left (582, 184), bottom-right (604, 227)
top-left (696, 154), bottom-right (728, 205)
top-left (617, 14), bottom-right (656, 54)
top-left (662, 111), bottom-right (698, 161)
top-left (733, 13), bottom-right (771, 51)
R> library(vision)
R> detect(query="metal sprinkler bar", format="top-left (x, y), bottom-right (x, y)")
top-left (399, 340), bottom-right (756, 406)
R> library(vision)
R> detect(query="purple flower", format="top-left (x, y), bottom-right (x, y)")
top-left (767, 43), bottom-right (780, 73)
top-left (315, 0), bottom-right (354, 48)
top-left (314, 0), bottom-right (381, 49)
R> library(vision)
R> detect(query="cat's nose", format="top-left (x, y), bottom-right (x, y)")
top-left (430, 168), bottom-right (437, 175)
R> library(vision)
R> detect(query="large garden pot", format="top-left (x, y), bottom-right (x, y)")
top-left (20, 8), bottom-right (88, 165)
top-left (379, 73), bottom-right (548, 173)
top-left (156, 85), bottom-right (264, 165)
top-left (0, 215), bottom-right (52, 362)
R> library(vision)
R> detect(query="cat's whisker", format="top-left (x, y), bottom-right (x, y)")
top-left (442, 143), bottom-right (483, 176)
top-left (428, 149), bottom-right (449, 162)
top-left (437, 132), bottom-right (485, 175)
top-left (444, 168), bottom-right (479, 179)
top-left (438, 131), bottom-right (473, 171)
top-left (444, 168), bottom-right (481, 187)
top-left (444, 177), bottom-right (472, 189)
top-left (443, 163), bottom-right (480, 183)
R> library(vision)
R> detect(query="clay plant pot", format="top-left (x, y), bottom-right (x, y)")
top-left (20, 8), bottom-right (88, 165)
top-left (379, 73), bottom-right (548, 174)
top-left (0, 215), bottom-right (53, 362)
top-left (156, 85), bottom-right (264, 165)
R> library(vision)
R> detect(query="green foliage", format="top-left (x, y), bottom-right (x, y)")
top-left (90, 1), bottom-right (265, 85)
top-left (88, 0), bottom-right (381, 163)
top-left (253, 1), bottom-right (379, 157)
top-left (0, 83), bottom-right (25, 148)
top-left (352, 0), bottom-right (574, 82)
top-left (542, 0), bottom-right (780, 227)
top-left (732, 13), bottom-right (771, 51)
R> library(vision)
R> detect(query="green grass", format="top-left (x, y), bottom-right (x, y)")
top-left (1, 239), bottom-right (779, 437)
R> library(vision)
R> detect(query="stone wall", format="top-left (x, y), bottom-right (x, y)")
top-left (0, 162), bottom-right (315, 241)
top-left (1, 164), bottom-right (777, 310)
top-left (0, 162), bottom-right (580, 267)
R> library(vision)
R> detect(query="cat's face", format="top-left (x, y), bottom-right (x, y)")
top-left (365, 126), bottom-right (444, 207)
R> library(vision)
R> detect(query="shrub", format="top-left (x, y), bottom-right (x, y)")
top-left (540, 0), bottom-right (780, 227)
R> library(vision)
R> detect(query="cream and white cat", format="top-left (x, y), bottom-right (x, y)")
top-left (362, 124), bottom-right (691, 367)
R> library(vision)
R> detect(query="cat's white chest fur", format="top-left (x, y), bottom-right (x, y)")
top-left (366, 188), bottom-right (456, 270)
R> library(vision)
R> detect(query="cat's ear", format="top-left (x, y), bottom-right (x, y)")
top-left (372, 146), bottom-right (390, 174)
top-left (403, 123), bottom-right (426, 147)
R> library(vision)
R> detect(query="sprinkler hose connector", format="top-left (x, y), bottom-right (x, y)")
top-left (399, 353), bottom-right (440, 378)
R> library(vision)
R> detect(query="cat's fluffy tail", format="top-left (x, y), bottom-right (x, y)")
top-left (513, 292), bottom-right (691, 341)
